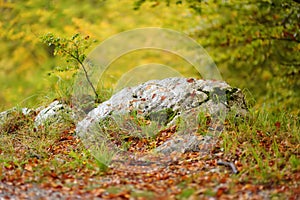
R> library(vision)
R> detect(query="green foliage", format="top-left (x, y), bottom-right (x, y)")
top-left (0, 0), bottom-right (200, 109)
top-left (41, 33), bottom-right (99, 100)
top-left (0, 0), bottom-right (298, 112)
top-left (41, 33), bottom-right (87, 68)
top-left (134, 0), bottom-right (202, 12)
top-left (197, 0), bottom-right (300, 113)
top-left (0, 0), bottom-right (107, 109)
top-left (135, 0), bottom-right (300, 114)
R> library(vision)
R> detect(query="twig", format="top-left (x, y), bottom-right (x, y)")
top-left (217, 160), bottom-right (239, 174)
top-left (62, 48), bottom-right (98, 99)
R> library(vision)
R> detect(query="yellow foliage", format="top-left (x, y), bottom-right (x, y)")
top-left (0, 0), bottom-right (14, 8)
top-left (0, 0), bottom-right (298, 113)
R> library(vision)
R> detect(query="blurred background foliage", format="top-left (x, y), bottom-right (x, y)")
top-left (0, 0), bottom-right (299, 115)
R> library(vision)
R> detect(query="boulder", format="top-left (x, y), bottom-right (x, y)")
top-left (76, 77), bottom-right (248, 154)
top-left (34, 100), bottom-right (74, 127)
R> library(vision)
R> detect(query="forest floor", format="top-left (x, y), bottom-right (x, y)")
top-left (0, 109), bottom-right (299, 199)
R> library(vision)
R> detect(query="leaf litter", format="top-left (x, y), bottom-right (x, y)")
top-left (0, 111), bottom-right (299, 199)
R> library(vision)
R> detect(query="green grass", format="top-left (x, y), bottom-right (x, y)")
top-left (0, 108), bottom-right (96, 176)
top-left (221, 107), bottom-right (300, 184)
top-left (90, 141), bottom-right (118, 172)
top-left (0, 97), bottom-right (299, 198)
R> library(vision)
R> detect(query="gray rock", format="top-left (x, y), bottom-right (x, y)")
top-left (76, 77), bottom-right (247, 154)
top-left (154, 134), bottom-right (215, 155)
top-left (34, 100), bottom-right (74, 127)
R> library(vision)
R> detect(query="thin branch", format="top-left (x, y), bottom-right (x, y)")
top-left (252, 36), bottom-right (300, 43)
top-left (281, 9), bottom-right (294, 27)
top-left (280, 62), bottom-right (300, 66)
top-left (61, 48), bottom-right (98, 99)
top-left (217, 160), bottom-right (239, 174)
top-left (79, 61), bottom-right (98, 99)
